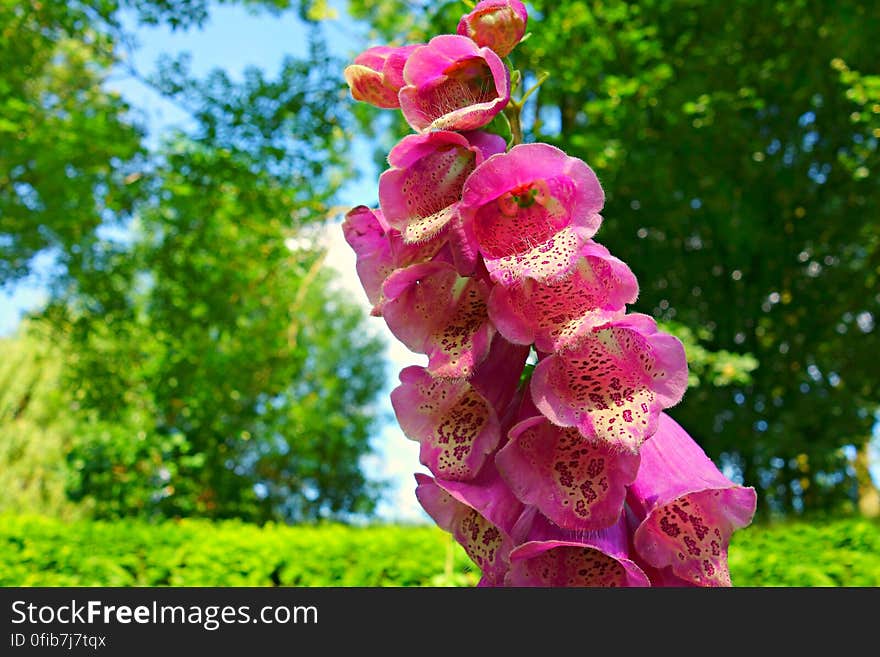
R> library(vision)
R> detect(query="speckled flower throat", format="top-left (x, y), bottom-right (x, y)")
top-left (343, 0), bottom-right (756, 587)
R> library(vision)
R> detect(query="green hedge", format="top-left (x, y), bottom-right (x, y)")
top-left (727, 517), bottom-right (880, 586)
top-left (1, 514), bottom-right (878, 586)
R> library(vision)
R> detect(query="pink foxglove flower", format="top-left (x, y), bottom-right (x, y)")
top-left (379, 130), bottom-right (505, 247)
top-left (399, 35), bottom-right (511, 133)
top-left (506, 509), bottom-right (649, 587)
top-left (343, 45), bottom-right (420, 109)
top-left (391, 338), bottom-right (528, 480)
top-left (530, 313), bottom-right (688, 452)
top-left (395, 366), bottom-right (500, 481)
top-left (342, 9), bottom-right (756, 588)
top-left (457, 0), bottom-right (529, 58)
top-left (381, 260), bottom-right (495, 378)
top-left (497, 415), bottom-right (640, 530)
top-left (415, 468), bottom-right (523, 586)
top-left (488, 240), bottom-right (638, 352)
top-left (458, 143), bottom-right (604, 284)
top-left (627, 413), bottom-right (757, 587)
top-left (342, 205), bottom-right (447, 315)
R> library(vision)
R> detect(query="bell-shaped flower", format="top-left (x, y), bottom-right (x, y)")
top-left (458, 143), bottom-right (605, 285)
top-left (342, 205), bottom-right (447, 315)
top-left (506, 508), bottom-right (649, 587)
top-left (392, 337), bottom-right (528, 481)
top-left (496, 415), bottom-right (640, 530)
top-left (399, 35), bottom-right (510, 133)
top-left (457, 0), bottom-right (528, 58)
top-left (379, 130), bottom-right (506, 248)
top-left (382, 259), bottom-right (495, 379)
top-left (530, 313), bottom-right (688, 452)
top-left (415, 466), bottom-right (523, 585)
top-left (627, 413), bottom-right (757, 587)
top-left (488, 240), bottom-right (638, 352)
top-left (344, 45), bottom-right (420, 109)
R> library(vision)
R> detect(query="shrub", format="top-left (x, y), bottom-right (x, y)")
top-left (1, 514), bottom-right (877, 586)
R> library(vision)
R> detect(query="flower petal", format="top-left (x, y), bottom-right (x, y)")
top-left (485, 225), bottom-right (596, 286)
top-left (342, 206), bottom-right (394, 309)
top-left (381, 45), bottom-right (420, 90)
top-left (459, 143), bottom-right (604, 285)
top-left (399, 35), bottom-right (510, 133)
top-left (387, 229), bottom-right (449, 273)
top-left (379, 131), bottom-right (505, 245)
top-left (342, 205), bottom-right (447, 315)
top-left (628, 413), bottom-right (758, 587)
top-left (344, 63), bottom-right (400, 108)
top-left (530, 313), bottom-right (688, 452)
top-left (344, 45), bottom-right (420, 109)
top-left (460, 130), bottom-right (509, 161)
top-left (393, 366), bottom-right (501, 480)
top-left (469, 334), bottom-right (530, 413)
top-left (383, 261), bottom-right (494, 379)
top-left (488, 240), bottom-right (638, 351)
top-left (507, 510), bottom-right (649, 586)
top-left (497, 415), bottom-right (640, 530)
top-left (416, 468), bottom-right (522, 585)
top-left (640, 564), bottom-right (698, 587)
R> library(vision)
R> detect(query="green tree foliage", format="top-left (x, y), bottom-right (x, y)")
top-left (0, 1), bottom-right (143, 282)
top-left (51, 127), bottom-right (386, 520)
top-left (1, 1), bottom-right (387, 522)
top-left (55, 232), bottom-right (386, 522)
top-left (0, 1), bottom-right (332, 283)
top-left (0, 323), bottom-right (83, 519)
top-left (346, 0), bottom-right (880, 515)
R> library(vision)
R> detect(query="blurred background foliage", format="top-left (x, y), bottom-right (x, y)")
top-left (1, 0), bottom-right (386, 522)
top-left (0, 0), bottom-right (879, 570)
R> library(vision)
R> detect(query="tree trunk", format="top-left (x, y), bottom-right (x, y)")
top-left (855, 441), bottom-right (880, 518)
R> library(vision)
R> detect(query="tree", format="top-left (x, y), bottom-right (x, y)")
top-left (346, 0), bottom-right (880, 515)
top-left (1, 0), bottom-right (388, 522)
top-left (0, 0), bottom-right (143, 283)
top-left (0, 0), bottom-right (325, 284)
top-left (0, 323), bottom-right (83, 519)
top-left (56, 129), bottom-right (387, 520)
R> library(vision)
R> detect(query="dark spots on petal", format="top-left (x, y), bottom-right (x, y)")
top-left (456, 509), bottom-right (504, 578)
top-left (542, 324), bottom-right (666, 450)
top-left (497, 255), bottom-right (631, 350)
top-left (487, 227), bottom-right (582, 285)
top-left (409, 372), bottom-right (495, 480)
top-left (514, 547), bottom-right (628, 587)
top-left (649, 493), bottom-right (734, 586)
top-left (660, 516), bottom-right (680, 537)
top-left (515, 423), bottom-right (630, 525)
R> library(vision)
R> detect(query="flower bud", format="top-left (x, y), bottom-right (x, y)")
top-left (343, 45), bottom-right (419, 109)
top-left (457, 0), bottom-right (528, 58)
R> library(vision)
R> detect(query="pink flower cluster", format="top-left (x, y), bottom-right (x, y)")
top-left (343, 0), bottom-right (756, 587)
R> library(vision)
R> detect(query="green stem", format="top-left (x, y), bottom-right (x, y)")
top-left (520, 71), bottom-right (550, 106)
top-left (504, 103), bottom-right (523, 148)
top-left (502, 71), bottom-right (550, 148)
